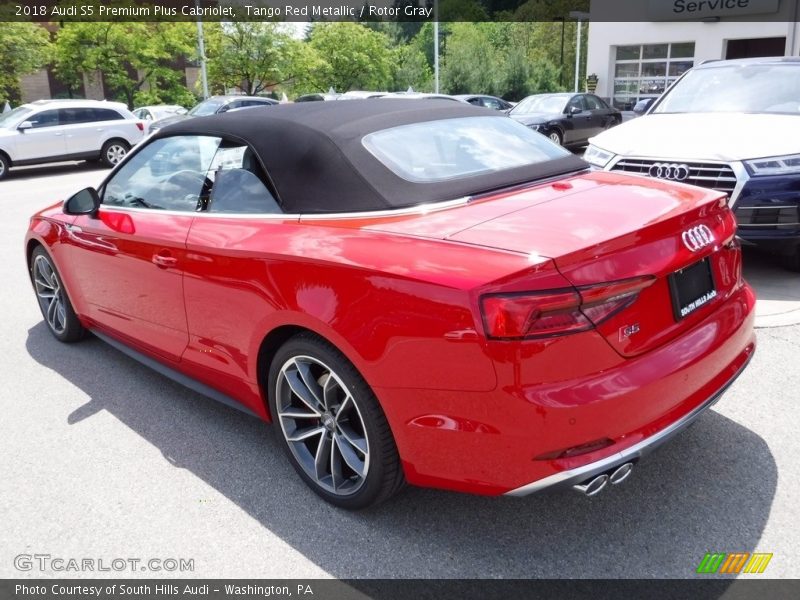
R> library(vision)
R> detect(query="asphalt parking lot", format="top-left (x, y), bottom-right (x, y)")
top-left (1, 163), bottom-right (799, 579)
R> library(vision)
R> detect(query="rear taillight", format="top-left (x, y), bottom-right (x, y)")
top-left (480, 276), bottom-right (655, 340)
top-left (136, 122), bottom-right (144, 131)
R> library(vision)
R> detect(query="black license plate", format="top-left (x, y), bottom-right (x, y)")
top-left (668, 257), bottom-right (717, 321)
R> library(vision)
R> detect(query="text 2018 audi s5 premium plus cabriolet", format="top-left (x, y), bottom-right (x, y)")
top-left (26, 100), bottom-right (755, 509)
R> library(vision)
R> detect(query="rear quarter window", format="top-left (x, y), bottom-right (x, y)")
top-left (362, 116), bottom-right (570, 183)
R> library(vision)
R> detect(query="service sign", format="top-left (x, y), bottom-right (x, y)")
top-left (647, 0), bottom-right (781, 20)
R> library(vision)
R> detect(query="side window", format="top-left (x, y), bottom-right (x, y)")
top-left (567, 96), bottom-right (586, 113)
top-left (584, 95), bottom-right (603, 110)
top-left (205, 143), bottom-right (281, 214)
top-left (482, 98), bottom-right (502, 110)
top-left (94, 108), bottom-right (124, 121)
top-left (467, 97), bottom-right (482, 106)
top-left (29, 110), bottom-right (60, 128)
top-left (103, 135), bottom-right (222, 211)
top-left (60, 108), bottom-right (94, 124)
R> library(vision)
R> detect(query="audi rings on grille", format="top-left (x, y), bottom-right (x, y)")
top-left (681, 225), bottom-right (715, 252)
top-left (648, 162), bottom-right (690, 181)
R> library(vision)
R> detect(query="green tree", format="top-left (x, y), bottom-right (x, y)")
top-left (52, 22), bottom-right (196, 108)
top-left (440, 23), bottom-right (500, 96)
top-left (206, 22), bottom-right (307, 96)
top-left (392, 45), bottom-right (433, 92)
top-left (307, 23), bottom-right (393, 93)
top-left (0, 23), bottom-right (51, 105)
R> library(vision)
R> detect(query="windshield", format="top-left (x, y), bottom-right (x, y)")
top-left (189, 99), bottom-right (225, 116)
top-left (0, 106), bottom-right (33, 129)
top-left (655, 64), bottom-right (800, 114)
top-left (511, 95), bottom-right (569, 115)
top-left (363, 116), bottom-right (571, 183)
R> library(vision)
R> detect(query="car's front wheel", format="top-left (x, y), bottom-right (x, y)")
top-left (547, 130), bottom-right (563, 145)
top-left (30, 246), bottom-right (86, 342)
top-left (100, 139), bottom-right (130, 168)
top-left (268, 334), bottom-right (405, 509)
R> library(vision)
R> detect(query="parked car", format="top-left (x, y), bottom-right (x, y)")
top-left (337, 91), bottom-right (387, 100)
top-left (25, 100), bottom-right (755, 508)
top-left (133, 104), bottom-right (187, 131)
top-left (379, 92), bottom-right (459, 101)
top-left (132, 104), bottom-right (187, 122)
top-left (509, 93), bottom-right (622, 146)
top-left (586, 57), bottom-right (800, 270)
top-left (454, 94), bottom-right (514, 111)
top-left (295, 91), bottom-right (341, 102)
top-left (0, 99), bottom-right (144, 179)
top-left (148, 96), bottom-right (278, 134)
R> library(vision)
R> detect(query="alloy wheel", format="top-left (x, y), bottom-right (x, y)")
top-left (33, 254), bottom-right (67, 335)
top-left (106, 144), bottom-right (127, 165)
top-left (276, 355), bottom-right (370, 496)
top-left (549, 132), bottom-right (562, 145)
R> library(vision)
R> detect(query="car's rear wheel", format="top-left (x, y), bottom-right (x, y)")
top-left (547, 130), bottom-right (563, 145)
top-left (30, 246), bottom-right (86, 342)
top-left (100, 139), bottom-right (130, 168)
top-left (0, 152), bottom-right (9, 181)
top-left (268, 334), bottom-right (405, 509)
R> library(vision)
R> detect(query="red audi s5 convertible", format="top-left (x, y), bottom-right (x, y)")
top-left (25, 100), bottom-right (755, 509)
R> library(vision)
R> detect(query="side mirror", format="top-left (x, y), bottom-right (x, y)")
top-left (63, 187), bottom-right (101, 216)
top-left (568, 106), bottom-right (582, 116)
top-left (17, 121), bottom-right (32, 132)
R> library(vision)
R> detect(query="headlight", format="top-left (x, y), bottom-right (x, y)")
top-left (583, 145), bottom-right (615, 168)
top-left (528, 123), bottom-right (541, 131)
top-left (746, 154), bottom-right (800, 176)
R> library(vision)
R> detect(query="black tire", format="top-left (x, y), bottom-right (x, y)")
top-left (268, 333), bottom-right (405, 509)
top-left (546, 129), bottom-right (563, 146)
top-left (0, 152), bottom-right (9, 181)
top-left (30, 246), bottom-right (87, 342)
top-left (100, 139), bottom-right (130, 168)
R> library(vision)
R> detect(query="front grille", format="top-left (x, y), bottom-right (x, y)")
top-left (735, 205), bottom-right (800, 228)
top-left (611, 159), bottom-right (738, 195)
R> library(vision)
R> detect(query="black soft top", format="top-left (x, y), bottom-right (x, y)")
top-left (155, 99), bottom-right (586, 214)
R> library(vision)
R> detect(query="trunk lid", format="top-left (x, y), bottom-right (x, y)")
top-left (445, 172), bottom-right (740, 357)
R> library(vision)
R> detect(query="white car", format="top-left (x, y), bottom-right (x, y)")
top-left (0, 99), bottom-right (145, 180)
top-left (586, 57), bottom-right (800, 270)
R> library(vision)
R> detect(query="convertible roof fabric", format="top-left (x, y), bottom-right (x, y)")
top-left (155, 99), bottom-right (587, 214)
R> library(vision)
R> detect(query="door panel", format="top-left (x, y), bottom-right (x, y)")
top-left (14, 109), bottom-right (67, 161)
top-left (66, 209), bottom-right (193, 361)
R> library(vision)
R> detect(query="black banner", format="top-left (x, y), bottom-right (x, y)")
top-left (0, 0), bottom-right (797, 22)
top-left (3, 580), bottom-right (800, 600)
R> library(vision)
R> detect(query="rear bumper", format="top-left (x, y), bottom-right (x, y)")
top-left (377, 283), bottom-right (756, 496)
top-left (505, 345), bottom-right (753, 496)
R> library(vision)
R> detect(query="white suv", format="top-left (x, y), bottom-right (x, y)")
top-left (0, 99), bottom-right (145, 180)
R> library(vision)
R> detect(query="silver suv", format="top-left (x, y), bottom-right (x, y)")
top-left (0, 99), bottom-right (145, 180)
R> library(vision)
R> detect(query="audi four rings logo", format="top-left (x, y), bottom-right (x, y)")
top-left (682, 225), bottom-right (715, 252)
top-left (649, 162), bottom-right (691, 181)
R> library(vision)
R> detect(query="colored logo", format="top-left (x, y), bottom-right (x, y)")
top-left (696, 552), bottom-right (773, 574)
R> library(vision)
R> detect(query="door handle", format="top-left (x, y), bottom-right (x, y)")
top-left (152, 253), bottom-right (177, 268)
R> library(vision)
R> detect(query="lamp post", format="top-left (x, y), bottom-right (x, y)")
top-left (434, 1), bottom-right (439, 94)
top-left (196, 0), bottom-right (209, 99)
top-left (569, 11), bottom-right (590, 93)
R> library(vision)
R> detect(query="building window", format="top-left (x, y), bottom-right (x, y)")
top-left (612, 42), bottom-right (695, 110)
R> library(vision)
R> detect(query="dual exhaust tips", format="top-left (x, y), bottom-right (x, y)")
top-left (573, 462), bottom-right (634, 497)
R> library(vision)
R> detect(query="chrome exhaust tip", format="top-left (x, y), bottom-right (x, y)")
top-left (572, 474), bottom-right (609, 497)
top-left (609, 462), bottom-right (634, 485)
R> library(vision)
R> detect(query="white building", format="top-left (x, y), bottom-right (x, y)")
top-left (587, 0), bottom-right (800, 109)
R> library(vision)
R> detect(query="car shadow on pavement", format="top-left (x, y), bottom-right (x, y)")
top-left (743, 247), bottom-right (800, 303)
top-left (26, 323), bottom-right (777, 579)
top-left (4, 161), bottom-right (106, 181)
